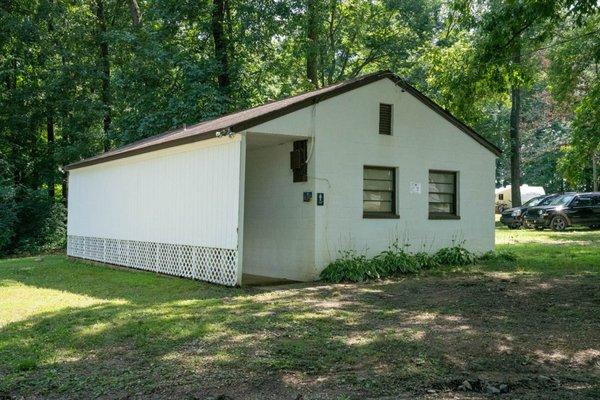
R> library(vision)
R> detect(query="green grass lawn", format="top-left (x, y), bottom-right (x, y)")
top-left (1, 228), bottom-right (599, 399)
top-left (491, 224), bottom-right (600, 275)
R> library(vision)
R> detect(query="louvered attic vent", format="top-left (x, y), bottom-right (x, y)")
top-left (379, 103), bottom-right (392, 135)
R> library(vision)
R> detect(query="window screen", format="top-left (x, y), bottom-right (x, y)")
top-left (429, 170), bottom-right (458, 217)
top-left (379, 103), bottom-right (392, 135)
top-left (363, 166), bottom-right (395, 216)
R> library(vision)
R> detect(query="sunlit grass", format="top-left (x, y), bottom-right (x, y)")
top-left (491, 225), bottom-right (600, 275)
top-left (1, 228), bottom-right (599, 398)
top-left (496, 224), bottom-right (600, 245)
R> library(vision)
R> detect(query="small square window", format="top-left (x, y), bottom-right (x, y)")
top-left (363, 166), bottom-right (398, 218)
top-left (379, 103), bottom-right (392, 135)
top-left (429, 170), bottom-right (459, 219)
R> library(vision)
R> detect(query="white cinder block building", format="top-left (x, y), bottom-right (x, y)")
top-left (66, 71), bottom-right (500, 286)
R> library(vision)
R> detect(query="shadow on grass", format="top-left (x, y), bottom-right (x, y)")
top-left (1, 256), bottom-right (600, 399)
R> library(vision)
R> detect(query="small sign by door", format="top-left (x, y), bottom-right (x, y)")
top-left (317, 193), bottom-right (325, 206)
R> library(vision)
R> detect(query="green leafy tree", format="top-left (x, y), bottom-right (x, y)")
top-left (0, 0), bottom-right (598, 255)
top-left (549, 15), bottom-right (600, 189)
top-left (0, 161), bottom-right (18, 250)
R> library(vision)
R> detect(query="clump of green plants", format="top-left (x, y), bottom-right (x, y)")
top-left (319, 250), bottom-right (380, 283)
top-left (320, 242), bottom-right (486, 283)
top-left (371, 241), bottom-right (420, 275)
top-left (321, 243), bottom-right (424, 283)
top-left (413, 252), bottom-right (441, 269)
top-left (432, 245), bottom-right (476, 266)
top-left (478, 249), bottom-right (518, 262)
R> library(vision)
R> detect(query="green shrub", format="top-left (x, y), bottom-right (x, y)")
top-left (321, 243), bottom-right (427, 283)
top-left (478, 250), bottom-right (518, 262)
top-left (11, 188), bottom-right (66, 254)
top-left (372, 242), bottom-right (421, 275)
top-left (321, 244), bottom-right (483, 283)
top-left (319, 250), bottom-right (380, 283)
top-left (413, 252), bottom-right (441, 269)
top-left (0, 166), bottom-right (18, 252)
top-left (433, 246), bottom-right (476, 266)
top-left (372, 250), bottom-right (420, 275)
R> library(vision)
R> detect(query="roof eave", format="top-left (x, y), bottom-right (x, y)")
top-left (65, 130), bottom-right (219, 171)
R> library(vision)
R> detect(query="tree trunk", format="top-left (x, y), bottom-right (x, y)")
top-left (306, 0), bottom-right (319, 87)
top-left (5, 58), bottom-right (15, 90)
top-left (47, 116), bottom-right (55, 199)
top-left (212, 0), bottom-right (230, 98)
top-left (325, 0), bottom-right (336, 84)
top-left (593, 153), bottom-right (598, 192)
top-left (62, 174), bottom-right (68, 204)
top-left (225, 0), bottom-right (234, 56)
top-left (96, 0), bottom-right (111, 151)
top-left (127, 0), bottom-right (141, 26)
top-left (509, 45), bottom-right (522, 207)
top-left (46, 14), bottom-right (56, 199)
top-left (10, 59), bottom-right (17, 90)
top-left (61, 127), bottom-right (69, 204)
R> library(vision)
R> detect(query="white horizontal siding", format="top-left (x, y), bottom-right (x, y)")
top-left (67, 136), bottom-right (242, 249)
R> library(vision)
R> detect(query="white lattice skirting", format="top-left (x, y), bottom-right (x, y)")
top-left (67, 235), bottom-right (239, 286)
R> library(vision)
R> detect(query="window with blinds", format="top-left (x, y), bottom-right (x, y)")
top-left (428, 170), bottom-right (458, 219)
top-left (363, 166), bottom-right (397, 218)
top-left (379, 103), bottom-right (392, 135)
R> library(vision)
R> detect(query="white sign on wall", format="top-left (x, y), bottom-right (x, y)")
top-left (410, 182), bottom-right (422, 194)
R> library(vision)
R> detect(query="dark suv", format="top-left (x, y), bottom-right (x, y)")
top-left (500, 194), bottom-right (559, 229)
top-left (524, 193), bottom-right (600, 231)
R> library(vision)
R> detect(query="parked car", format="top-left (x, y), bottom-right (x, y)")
top-left (524, 192), bottom-right (600, 231)
top-left (500, 194), bottom-right (559, 229)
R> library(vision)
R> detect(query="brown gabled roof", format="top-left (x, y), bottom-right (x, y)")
top-left (65, 70), bottom-right (501, 170)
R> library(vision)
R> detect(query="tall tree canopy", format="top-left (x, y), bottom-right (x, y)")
top-left (0, 0), bottom-right (598, 254)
